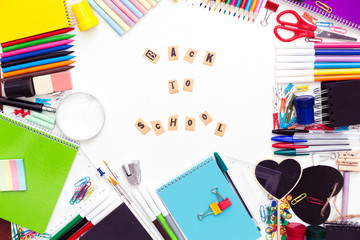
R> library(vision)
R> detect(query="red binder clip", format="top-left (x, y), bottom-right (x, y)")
top-left (212, 187), bottom-right (232, 210)
top-left (260, 1), bottom-right (279, 27)
top-left (197, 187), bottom-right (232, 221)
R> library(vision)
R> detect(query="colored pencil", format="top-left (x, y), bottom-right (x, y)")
top-left (145, 0), bottom-right (157, 7)
top-left (2, 34), bottom-right (75, 53)
top-left (276, 49), bottom-right (360, 56)
top-left (276, 68), bottom-right (360, 77)
top-left (237, 0), bottom-right (247, 18)
top-left (214, 0), bottom-right (222, 10)
top-left (111, 0), bottom-right (140, 23)
top-left (223, 0), bottom-right (232, 13)
top-left (242, 0), bottom-right (253, 20)
top-left (2, 60), bottom-right (75, 78)
top-left (120, 0), bottom-right (144, 18)
top-left (277, 56), bottom-right (360, 63)
top-left (276, 42), bottom-right (360, 49)
top-left (0, 45), bottom-right (73, 63)
top-left (1, 39), bottom-right (74, 58)
top-left (276, 74), bottom-right (360, 84)
top-left (233, 0), bottom-right (243, 16)
top-left (103, 0), bottom-right (135, 27)
top-left (1, 28), bottom-right (74, 48)
top-left (93, 0), bottom-right (130, 32)
top-left (203, 0), bottom-right (210, 7)
top-left (276, 62), bottom-right (360, 70)
top-left (252, 0), bottom-right (264, 22)
top-left (88, 0), bottom-right (125, 36)
top-left (218, 0), bottom-right (226, 12)
top-left (138, 0), bottom-right (151, 10)
top-left (228, 0), bottom-right (237, 15)
top-left (128, 0), bottom-right (148, 14)
top-left (247, 0), bottom-right (258, 21)
top-left (2, 55), bottom-right (75, 73)
top-left (1, 51), bottom-right (74, 68)
top-left (1, 66), bottom-right (74, 82)
top-left (209, 0), bottom-right (216, 10)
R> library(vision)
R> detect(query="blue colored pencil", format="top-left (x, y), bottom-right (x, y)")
top-left (242, 0), bottom-right (253, 20)
top-left (2, 55), bottom-right (75, 73)
top-left (0, 45), bottom-right (73, 63)
top-left (120, 0), bottom-right (143, 19)
top-left (88, 0), bottom-right (125, 36)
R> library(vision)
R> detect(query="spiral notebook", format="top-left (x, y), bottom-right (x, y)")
top-left (280, 0), bottom-right (360, 31)
top-left (156, 156), bottom-right (261, 240)
top-left (315, 80), bottom-right (360, 127)
top-left (324, 222), bottom-right (360, 240)
top-left (0, 112), bottom-right (79, 233)
top-left (0, 0), bottom-right (73, 43)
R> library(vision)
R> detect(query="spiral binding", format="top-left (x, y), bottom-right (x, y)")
top-left (325, 221), bottom-right (360, 231)
top-left (63, 0), bottom-right (74, 27)
top-left (0, 111), bottom-right (79, 150)
top-left (313, 87), bottom-right (332, 125)
top-left (157, 156), bottom-right (214, 193)
top-left (276, 0), bottom-right (360, 32)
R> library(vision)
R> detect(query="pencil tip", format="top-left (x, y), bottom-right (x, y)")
top-left (209, 7), bottom-right (211, 10)
top-left (243, 16), bottom-right (245, 20)
top-left (229, 11), bottom-right (231, 15)
top-left (224, 10), bottom-right (226, 14)
top-left (200, 3), bottom-right (202, 6)
top-left (233, 12), bottom-right (236, 17)
top-left (252, 19), bottom-right (255, 23)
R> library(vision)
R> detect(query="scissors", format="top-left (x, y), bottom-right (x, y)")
top-left (274, 10), bottom-right (357, 42)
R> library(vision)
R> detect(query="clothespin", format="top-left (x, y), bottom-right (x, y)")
top-left (337, 151), bottom-right (360, 172)
top-left (284, 83), bottom-right (294, 96)
top-left (302, 12), bottom-right (317, 25)
top-left (35, 98), bottom-right (51, 106)
top-left (285, 95), bottom-right (296, 123)
top-left (14, 109), bottom-right (30, 118)
top-left (295, 85), bottom-right (309, 93)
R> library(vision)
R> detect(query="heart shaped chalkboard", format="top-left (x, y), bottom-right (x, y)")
top-left (255, 158), bottom-right (302, 200)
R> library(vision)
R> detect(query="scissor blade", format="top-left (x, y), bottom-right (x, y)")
top-left (316, 30), bottom-right (357, 42)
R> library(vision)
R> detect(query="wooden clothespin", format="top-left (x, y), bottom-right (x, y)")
top-left (302, 12), bottom-right (318, 25)
top-left (337, 151), bottom-right (360, 172)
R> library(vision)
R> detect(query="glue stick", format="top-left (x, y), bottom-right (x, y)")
top-left (285, 222), bottom-right (306, 240)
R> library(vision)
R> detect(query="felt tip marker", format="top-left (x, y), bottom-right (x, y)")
top-left (271, 135), bottom-right (350, 143)
top-left (272, 142), bottom-right (350, 149)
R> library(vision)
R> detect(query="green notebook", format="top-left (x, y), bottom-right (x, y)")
top-left (0, 112), bottom-right (78, 233)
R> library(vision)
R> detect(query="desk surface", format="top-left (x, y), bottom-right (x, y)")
top-left (70, 0), bottom-right (360, 234)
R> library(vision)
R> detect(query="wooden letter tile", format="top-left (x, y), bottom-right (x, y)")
top-left (203, 51), bottom-right (216, 66)
top-left (183, 78), bottom-right (194, 92)
top-left (168, 46), bottom-right (179, 61)
top-left (168, 80), bottom-right (179, 94)
top-left (168, 115), bottom-right (178, 131)
top-left (134, 118), bottom-right (151, 135)
top-left (185, 117), bottom-right (195, 131)
top-left (184, 48), bottom-right (198, 64)
top-left (151, 120), bottom-right (165, 136)
top-left (214, 122), bottom-right (227, 137)
top-left (199, 111), bottom-right (213, 126)
top-left (143, 48), bottom-right (160, 64)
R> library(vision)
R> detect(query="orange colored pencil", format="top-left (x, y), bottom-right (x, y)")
top-left (315, 74), bottom-right (360, 82)
top-left (248, 0), bottom-right (259, 21)
top-left (2, 60), bottom-right (75, 78)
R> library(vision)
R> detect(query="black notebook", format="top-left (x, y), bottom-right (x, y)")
top-left (315, 80), bottom-right (360, 127)
top-left (324, 222), bottom-right (360, 240)
top-left (80, 202), bottom-right (153, 240)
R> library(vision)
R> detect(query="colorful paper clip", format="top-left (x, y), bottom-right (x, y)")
top-left (260, 1), bottom-right (279, 27)
top-left (260, 205), bottom-right (266, 222)
top-left (291, 193), bottom-right (307, 205)
top-left (330, 26), bottom-right (347, 34)
top-left (305, 37), bottom-right (323, 43)
top-left (315, 1), bottom-right (332, 13)
top-left (197, 187), bottom-right (232, 221)
top-left (315, 22), bottom-right (334, 28)
top-left (302, 12), bottom-right (317, 25)
top-left (307, 197), bottom-right (324, 205)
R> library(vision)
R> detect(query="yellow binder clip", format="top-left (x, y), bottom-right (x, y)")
top-left (197, 202), bottom-right (222, 221)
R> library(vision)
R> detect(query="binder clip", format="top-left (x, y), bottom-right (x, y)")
top-left (122, 160), bottom-right (141, 186)
top-left (260, 1), bottom-right (279, 27)
top-left (197, 187), bottom-right (232, 221)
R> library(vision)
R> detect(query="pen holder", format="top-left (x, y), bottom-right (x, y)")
top-left (294, 95), bottom-right (315, 125)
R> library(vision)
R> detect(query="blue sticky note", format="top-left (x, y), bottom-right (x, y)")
top-left (157, 156), bottom-right (261, 240)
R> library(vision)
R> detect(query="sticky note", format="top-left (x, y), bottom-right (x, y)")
top-left (33, 75), bottom-right (54, 95)
top-left (134, 118), bottom-right (151, 135)
top-left (183, 78), bottom-right (194, 92)
top-left (168, 115), bottom-right (178, 131)
top-left (203, 51), bottom-right (216, 67)
top-left (143, 48), bottom-right (160, 64)
top-left (168, 80), bottom-right (179, 94)
top-left (184, 48), bottom-right (198, 64)
top-left (168, 46), bottom-right (179, 61)
top-left (0, 159), bottom-right (26, 191)
top-left (185, 117), bottom-right (195, 131)
top-left (199, 111), bottom-right (213, 126)
top-left (214, 122), bottom-right (227, 137)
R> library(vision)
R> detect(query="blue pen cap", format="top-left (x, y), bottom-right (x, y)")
top-left (294, 95), bottom-right (315, 125)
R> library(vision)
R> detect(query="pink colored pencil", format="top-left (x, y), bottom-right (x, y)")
top-left (111, 0), bottom-right (139, 23)
top-left (128, 0), bottom-right (148, 14)
top-left (1, 39), bottom-right (74, 58)
top-left (252, 0), bottom-right (264, 22)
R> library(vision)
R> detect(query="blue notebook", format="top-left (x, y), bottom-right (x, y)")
top-left (157, 156), bottom-right (261, 240)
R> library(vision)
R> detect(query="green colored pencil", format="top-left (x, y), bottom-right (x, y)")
top-left (2, 34), bottom-right (75, 52)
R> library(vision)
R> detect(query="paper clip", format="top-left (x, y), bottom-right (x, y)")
top-left (315, 22), bottom-right (334, 28)
top-left (260, 205), bottom-right (266, 222)
top-left (260, 0), bottom-right (279, 27)
top-left (307, 197), bottom-right (324, 205)
top-left (305, 37), bottom-right (323, 43)
top-left (295, 85), bottom-right (309, 93)
top-left (291, 193), bottom-right (307, 205)
top-left (315, 1), bottom-right (332, 13)
top-left (83, 185), bottom-right (95, 201)
top-left (74, 176), bottom-right (91, 187)
top-left (330, 26), bottom-right (347, 34)
top-left (302, 12), bottom-right (317, 25)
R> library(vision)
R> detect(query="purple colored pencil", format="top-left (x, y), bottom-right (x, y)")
top-left (103, 0), bottom-right (135, 27)
top-left (341, 171), bottom-right (350, 220)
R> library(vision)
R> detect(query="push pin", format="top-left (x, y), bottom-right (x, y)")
top-left (260, 1), bottom-right (279, 27)
top-left (14, 109), bottom-right (30, 118)
top-left (197, 187), bottom-right (232, 221)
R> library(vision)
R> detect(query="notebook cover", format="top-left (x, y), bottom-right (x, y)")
top-left (320, 80), bottom-right (360, 127)
top-left (283, 0), bottom-right (360, 31)
top-left (157, 156), bottom-right (261, 240)
top-left (79, 203), bottom-right (153, 240)
top-left (0, 0), bottom-right (73, 43)
top-left (324, 222), bottom-right (360, 240)
top-left (0, 218), bottom-right (11, 240)
top-left (0, 113), bottom-right (78, 233)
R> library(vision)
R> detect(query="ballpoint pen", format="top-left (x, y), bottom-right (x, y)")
top-left (274, 148), bottom-right (352, 156)
top-left (0, 97), bottom-right (56, 113)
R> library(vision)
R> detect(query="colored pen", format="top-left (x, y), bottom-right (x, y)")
top-left (272, 129), bottom-right (312, 135)
top-left (0, 97), bottom-right (56, 113)
top-left (228, 0), bottom-right (237, 15)
top-left (252, 0), bottom-right (264, 22)
top-left (272, 143), bottom-right (350, 149)
top-left (93, 0), bottom-right (130, 32)
top-left (1, 66), bottom-right (74, 82)
top-left (233, 0), bottom-right (243, 17)
top-left (242, 0), bottom-right (253, 20)
top-left (218, 0), bottom-right (226, 12)
top-left (276, 74), bottom-right (360, 84)
top-left (103, 0), bottom-right (135, 27)
top-left (276, 68), bottom-right (360, 78)
top-left (276, 49), bottom-right (360, 56)
top-left (0, 45), bottom-right (73, 64)
top-left (2, 34), bottom-right (75, 53)
top-left (2, 55), bottom-right (75, 73)
top-left (1, 51), bottom-right (74, 68)
top-left (2, 60), bottom-right (75, 78)
top-left (276, 62), bottom-right (360, 70)
top-left (247, 0), bottom-right (258, 21)
top-left (237, 0), bottom-right (247, 18)
top-left (111, 0), bottom-right (140, 23)
top-left (271, 136), bottom-right (351, 142)
top-left (209, 0), bottom-right (216, 10)
top-left (274, 148), bottom-right (352, 156)
top-left (88, 0), bottom-right (125, 36)
top-left (277, 56), bottom-right (360, 63)
top-left (148, 187), bottom-right (186, 240)
top-left (1, 40), bottom-right (74, 58)
top-left (1, 28), bottom-right (74, 48)
top-left (214, 152), bottom-right (261, 232)
top-left (128, 0), bottom-right (148, 14)
top-left (276, 42), bottom-right (360, 49)
top-left (214, 0), bottom-right (222, 11)
top-left (223, 0), bottom-right (232, 13)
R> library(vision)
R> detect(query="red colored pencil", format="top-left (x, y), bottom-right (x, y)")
top-left (68, 222), bottom-right (94, 240)
top-left (237, 0), bottom-right (247, 18)
top-left (1, 28), bottom-right (75, 48)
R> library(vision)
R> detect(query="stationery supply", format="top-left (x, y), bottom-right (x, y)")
top-left (306, 225), bottom-right (326, 240)
top-left (0, 159), bottom-right (26, 191)
top-left (157, 156), bottom-right (261, 240)
top-left (0, 112), bottom-right (79, 233)
top-left (285, 222), bottom-right (306, 240)
top-left (260, 0), bottom-right (279, 26)
top-left (324, 222), bottom-right (360, 240)
top-left (278, 0), bottom-right (360, 32)
top-left (0, 97), bottom-right (56, 113)
top-left (69, 0), bottom-right (100, 31)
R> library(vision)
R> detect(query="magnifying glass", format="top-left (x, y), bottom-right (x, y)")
top-left (56, 92), bottom-right (105, 141)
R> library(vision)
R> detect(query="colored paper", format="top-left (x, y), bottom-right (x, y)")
top-left (157, 156), bottom-right (261, 240)
top-left (0, 159), bottom-right (26, 191)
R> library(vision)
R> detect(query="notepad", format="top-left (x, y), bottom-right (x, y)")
top-left (0, 159), bottom-right (26, 191)
top-left (157, 156), bottom-right (261, 240)
top-left (0, 112), bottom-right (78, 233)
top-left (0, 0), bottom-right (73, 43)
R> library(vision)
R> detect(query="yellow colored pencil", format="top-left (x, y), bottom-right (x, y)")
top-left (94, 0), bottom-right (130, 31)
